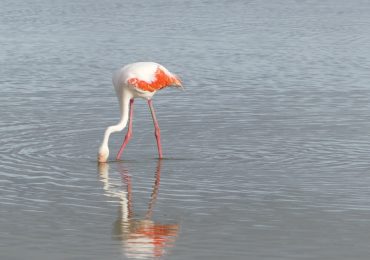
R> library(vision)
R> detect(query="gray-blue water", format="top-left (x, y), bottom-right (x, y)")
top-left (1, 0), bottom-right (370, 259)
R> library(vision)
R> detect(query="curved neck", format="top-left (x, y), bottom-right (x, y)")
top-left (100, 91), bottom-right (132, 151)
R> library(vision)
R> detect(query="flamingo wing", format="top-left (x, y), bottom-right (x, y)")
top-left (127, 65), bottom-right (182, 92)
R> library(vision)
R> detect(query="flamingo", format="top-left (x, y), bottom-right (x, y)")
top-left (98, 62), bottom-right (183, 163)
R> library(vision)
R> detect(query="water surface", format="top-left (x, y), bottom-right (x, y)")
top-left (1, 0), bottom-right (370, 259)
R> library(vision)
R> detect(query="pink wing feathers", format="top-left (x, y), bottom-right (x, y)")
top-left (127, 67), bottom-right (182, 92)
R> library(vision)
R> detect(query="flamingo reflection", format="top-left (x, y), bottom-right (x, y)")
top-left (98, 160), bottom-right (179, 259)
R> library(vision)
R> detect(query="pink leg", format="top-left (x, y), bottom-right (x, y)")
top-left (148, 100), bottom-right (163, 159)
top-left (116, 98), bottom-right (134, 160)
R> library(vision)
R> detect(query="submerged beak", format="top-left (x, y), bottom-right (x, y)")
top-left (98, 153), bottom-right (108, 163)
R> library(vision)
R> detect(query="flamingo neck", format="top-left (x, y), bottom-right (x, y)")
top-left (100, 128), bottom-right (112, 152)
top-left (99, 91), bottom-right (132, 161)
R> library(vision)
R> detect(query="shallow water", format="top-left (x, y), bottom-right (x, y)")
top-left (2, 0), bottom-right (370, 259)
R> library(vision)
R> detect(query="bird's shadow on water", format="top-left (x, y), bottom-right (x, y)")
top-left (97, 159), bottom-right (180, 259)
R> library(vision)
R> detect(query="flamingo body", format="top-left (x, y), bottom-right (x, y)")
top-left (98, 62), bottom-right (182, 163)
top-left (113, 62), bottom-right (182, 99)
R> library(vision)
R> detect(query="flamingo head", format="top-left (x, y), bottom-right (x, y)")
top-left (98, 145), bottom-right (109, 163)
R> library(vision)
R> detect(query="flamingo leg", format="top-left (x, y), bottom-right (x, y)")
top-left (148, 100), bottom-right (163, 159)
top-left (116, 98), bottom-right (134, 160)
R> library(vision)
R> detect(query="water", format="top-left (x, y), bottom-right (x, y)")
top-left (1, 0), bottom-right (370, 259)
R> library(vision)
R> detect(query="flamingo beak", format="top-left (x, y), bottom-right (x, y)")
top-left (98, 153), bottom-right (108, 163)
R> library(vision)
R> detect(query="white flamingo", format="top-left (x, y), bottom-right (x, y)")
top-left (98, 62), bottom-right (183, 163)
